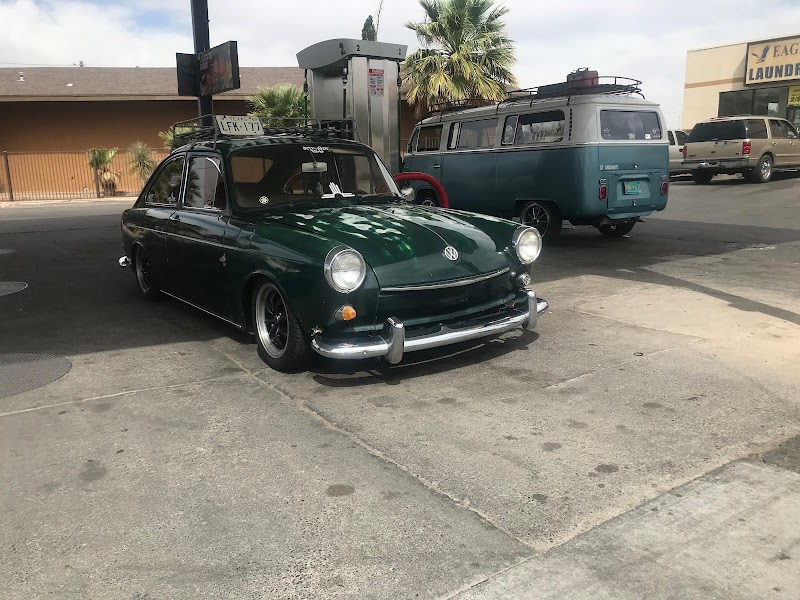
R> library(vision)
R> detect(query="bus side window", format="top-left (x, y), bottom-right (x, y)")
top-left (517, 110), bottom-right (565, 144)
top-left (417, 125), bottom-right (443, 152)
top-left (408, 128), bottom-right (419, 153)
top-left (447, 123), bottom-right (460, 149)
top-left (502, 115), bottom-right (518, 145)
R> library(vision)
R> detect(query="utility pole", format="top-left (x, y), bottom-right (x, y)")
top-left (190, 0), bottom-right (213, 123)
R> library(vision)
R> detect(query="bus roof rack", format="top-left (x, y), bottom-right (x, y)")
top-left (428, 98), bottom-right (495, 115)
top-left (501, 75), bottom-right (644, 108)
top-left (171, 116), bottom-right (358, 149)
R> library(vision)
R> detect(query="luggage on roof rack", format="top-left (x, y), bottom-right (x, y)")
top-left (170, 115), bottom-right (358, 148)
top-left (503, 72), bottom-right (643, 106)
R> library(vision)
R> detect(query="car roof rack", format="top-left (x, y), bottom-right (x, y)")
top-left (499, 75), bottom-right (644, 109)
top-left (171, 115), bottom-right (359, 149)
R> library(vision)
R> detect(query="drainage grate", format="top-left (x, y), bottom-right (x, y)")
top-left (0, 282), bottom-right (28, 297)
top-left (0, 249), bottom-right (15, 256)
top-left (0, 353), bottom-right (72, 399)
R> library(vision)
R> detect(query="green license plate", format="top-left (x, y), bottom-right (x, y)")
top-left (623, 181), bottom-right (641, 195)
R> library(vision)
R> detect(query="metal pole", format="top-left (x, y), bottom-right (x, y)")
top-left (190, 0), bottom-right (213, 125)
top-left (303, 69), bottom-right (309, 121)
top-left (91, 149), bottom-right (100, 198)
top-left (397, 73), bottom-right (403, 174)
top-left (2, 151), bottom-right (13, 202)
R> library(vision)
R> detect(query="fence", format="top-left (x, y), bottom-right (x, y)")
top-left (0, 148), bottom-right (171, 202)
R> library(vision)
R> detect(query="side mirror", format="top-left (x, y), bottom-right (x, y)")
top-left (400, 187), bottom-right (415, 202)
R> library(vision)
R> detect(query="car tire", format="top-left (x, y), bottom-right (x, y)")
top-left (597, 220), bottom-right (636, 237)
top-left (691, 171), bottom-right (713, 185)
top-left (252, 279), bottom-right (312, 372)
top-left (520, 201), bottom-right (562, 239)
top-left (750, 155), bottom-right (773, 183)
top-left (134, 245), bottom-right (161, 300)
top-left (416, 191), bottom-right (440, 207)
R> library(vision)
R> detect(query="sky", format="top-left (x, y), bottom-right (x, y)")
top-left (1, 0), bottom-right (799, 127)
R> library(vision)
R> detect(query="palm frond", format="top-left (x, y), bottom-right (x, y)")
top-left (403, 0), bottom-right (516, 112)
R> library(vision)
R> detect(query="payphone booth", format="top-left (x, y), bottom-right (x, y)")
top-left (297, 39), bottom-right (408, 175)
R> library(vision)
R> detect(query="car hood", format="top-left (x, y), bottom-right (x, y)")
top-left (258, 204), bottom-right (511, 287)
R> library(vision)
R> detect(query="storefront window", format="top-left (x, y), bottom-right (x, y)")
top-left (753, 88), bottom-right (787, 118)
top-left (718, 90), bottom-right (753, 117)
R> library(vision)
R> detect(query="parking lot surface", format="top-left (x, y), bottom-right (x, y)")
top-left (2, 174), bottom-right (800, 599)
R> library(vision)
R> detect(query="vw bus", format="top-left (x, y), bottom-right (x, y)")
top-left (403, 74), bottom-right (670, 238)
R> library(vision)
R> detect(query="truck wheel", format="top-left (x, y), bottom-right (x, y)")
top-left (750, 155), bottom-right (773, 183)
top-left (252, 280), bottom-right (312, 372)
top-left (691, 172), bottom-right (713, 185)
top-left (520, 201), bottom-right (562, 239)
top-left (598, 220), bottom-right (636, 237)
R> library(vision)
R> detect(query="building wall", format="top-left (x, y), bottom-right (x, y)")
top-left (683, 43), bottom-right (748, 129)
top-left (0, 99), bottom-right (249, 152)
top-left (683, 35), bottom-right (800, 130)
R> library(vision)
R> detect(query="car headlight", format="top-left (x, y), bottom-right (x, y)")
top-left (512, 226), bottom-right (542, 264)
top-left (324, 246), bottom-right (367, 293)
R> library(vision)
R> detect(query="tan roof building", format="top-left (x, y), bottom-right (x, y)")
top-left (0, 66), bottom-right (305, 151)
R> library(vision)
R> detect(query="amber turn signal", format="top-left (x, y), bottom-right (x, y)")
top-left (336, 305), bottom-right (357, 321)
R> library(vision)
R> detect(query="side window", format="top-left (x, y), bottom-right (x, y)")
top-left (457, 119), bottom-right (498, 149)
top-left (145, 156), bottom-right (184, 206)
top-left (516, 110), bottom-right (565, 144)
top-left (668, 131), bottom-right (675, 145)
top-left (408, 128), bottom-right (419, 153)
top-left (417, 125), bottom-right (443, 152)
top-left (501, 115), bottom-right (518, 145)
top-left (184, 156), bottom-right (226, 210)
top-left (747, 119), bottom-right (768, 139)
top-left (447, 123), bottom-right (460, 150)
top-left (786, 122), bottom-right (799, 139)
top-left (675, 130), bottom-right (689, 145)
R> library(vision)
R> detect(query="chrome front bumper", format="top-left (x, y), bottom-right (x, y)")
top-left (311, 290), bottom-right (548, 364)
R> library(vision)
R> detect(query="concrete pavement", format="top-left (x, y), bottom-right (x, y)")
top-left (2, 176), bottom-right (800, 598)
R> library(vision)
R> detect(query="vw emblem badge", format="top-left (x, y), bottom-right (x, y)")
top-left (443, 246), bottom-right (459, 261)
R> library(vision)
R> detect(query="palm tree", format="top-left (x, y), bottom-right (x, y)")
top-left (246, 84), bottom-right (305, 127)
top-left (127, 142), bottom-right (156, 184)
top-left (403, 0), bottom-right (516, 112)
top-left (87, 147), bottom-right (119, 197)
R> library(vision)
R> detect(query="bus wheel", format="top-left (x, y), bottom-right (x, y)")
top-left (520, 201), bottom-right (562, 238)
top-left (416, 191), bottom-right (440, 207)
top-left (598, 220), bottom-right (636, 237)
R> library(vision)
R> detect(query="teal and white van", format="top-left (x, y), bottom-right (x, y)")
top-left (403, 76), bottom-right (670, 238)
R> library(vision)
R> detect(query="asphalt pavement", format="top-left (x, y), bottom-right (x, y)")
top-left (1, 174), bottom-right (800, 599)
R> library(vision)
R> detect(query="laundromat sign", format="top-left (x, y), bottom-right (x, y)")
top-left (745, 35), bottom-right (800, 85)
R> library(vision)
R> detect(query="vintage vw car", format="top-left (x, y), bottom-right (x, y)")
top-left (119, 117), bottom-right (548, 372)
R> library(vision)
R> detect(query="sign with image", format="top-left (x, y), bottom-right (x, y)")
top-left (198, 41), bottom-right (241, 96)
top-left (789, 85), bottom-right (800, 106)
top-left (745, 35), bottom-right (800, 85)
top-left (369, 68), bottom-right (385, 97)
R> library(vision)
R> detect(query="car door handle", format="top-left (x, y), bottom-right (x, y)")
top-left (169, 214), bottom-right (180, 222)
top-left (433, 164), bottom-right (441, 169)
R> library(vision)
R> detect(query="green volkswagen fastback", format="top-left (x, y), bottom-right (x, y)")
top-left (119, 116), bottom-right (548, 372)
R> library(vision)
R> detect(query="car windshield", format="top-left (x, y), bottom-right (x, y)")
top-left (688, 120), bottom-right (747, 142)
top-left (229, 144), bottom-right (402, 210)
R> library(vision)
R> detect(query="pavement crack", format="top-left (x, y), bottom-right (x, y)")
top-left (0, 376), bottom-right (229, 418)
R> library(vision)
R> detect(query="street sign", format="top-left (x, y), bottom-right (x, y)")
top-left (175, 40), bottom-right (241, 97)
